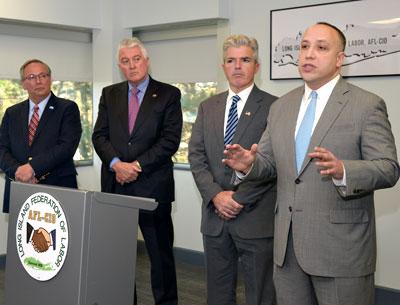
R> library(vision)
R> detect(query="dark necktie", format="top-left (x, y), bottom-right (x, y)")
top-left (28, 105), bottom-right (40, 146)
top-left (224, 95), bottom-right (240, 146)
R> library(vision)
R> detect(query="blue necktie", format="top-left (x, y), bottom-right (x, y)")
top-left (224, 95), bottom-right (240, 146)
top-left (295, 91), bottom-right (318, 173)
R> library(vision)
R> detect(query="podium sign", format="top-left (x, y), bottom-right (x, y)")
top-left (5, 182), bottom-right (157, 305)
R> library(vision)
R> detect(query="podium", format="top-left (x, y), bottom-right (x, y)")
top-left (4, 182), bottom-right (157, 305)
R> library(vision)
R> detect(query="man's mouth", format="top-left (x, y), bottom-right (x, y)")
top-left (302, 64), bottom-right (316, 72)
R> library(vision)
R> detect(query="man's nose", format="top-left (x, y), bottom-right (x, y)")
top-left (234, 60), bottom-right (242, 69)
top-left (305, 47), bottom-right (316, 58)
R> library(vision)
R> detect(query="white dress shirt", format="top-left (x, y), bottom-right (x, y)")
top-left (224, 84), bottom-right (254, 135)
top-left (28, 93), bottom-right (51, 123)
top-left (295, 75), bottom-right (346, 186)
top-left (295, 74), bottom-right (340, 137)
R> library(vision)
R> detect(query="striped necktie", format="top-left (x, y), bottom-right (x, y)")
top-left (224, 95), bottom-right (240, 146)
top-left (28, 105), bottom-right (40, 146)
top-left (295, 91), bottom-right (318, 173)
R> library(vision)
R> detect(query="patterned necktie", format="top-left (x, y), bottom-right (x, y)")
top-left (295, 91), bottom-right (318, 173)
top-left (224, 95), bottom-right (240, 146)
top-left (28, 105), bottom-right (40, 146)
top-left (128, 87), bottom-right (140, 133)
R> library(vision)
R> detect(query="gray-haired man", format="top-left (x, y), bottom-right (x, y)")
top-left (189, 34), bottom-right (277, 305)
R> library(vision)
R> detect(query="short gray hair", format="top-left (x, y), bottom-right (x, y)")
top-left (223, 34), bottom-right (259, 63)
top-left (117, 37), bottom-right (149, 61)
top-left (19, 59), bottom-right (52, 80)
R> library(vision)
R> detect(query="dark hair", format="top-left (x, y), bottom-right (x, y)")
top-left (317, 22), bottom-right (346, 51)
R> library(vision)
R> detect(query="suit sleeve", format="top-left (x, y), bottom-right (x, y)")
top-left (339, 98), bottom-right (399, 197)
top-left (0, 109), bottom-right (21, 178)
top-left (92, 90), bottom-right (120, 167)
top-left (135, 87), bottom-right (183, 173)
top-left (188, 103), bottom-right (224, 205)
top-left (29, 101), bottom-right (82, 177)
top-left (233, 176), bottom-right (276, 210)
top-left (246, 113), bottom-right (277, 182)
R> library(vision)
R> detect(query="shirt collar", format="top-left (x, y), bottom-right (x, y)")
top-left (304, 74), bottom-right (340, 101)
top-left (227, 83), bottom-right (254, 103)
top-left (128, 75), bottom-right (150, 93)
top-left (29, 92), bottom-right (51, 112)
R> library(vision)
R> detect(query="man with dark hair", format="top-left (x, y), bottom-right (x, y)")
top-left (0, 59), bottom-right (82, 213)
top-left (223, 23), bottom-right (399, 305)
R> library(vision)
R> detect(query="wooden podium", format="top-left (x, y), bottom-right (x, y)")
top-left (5, 182), bottom-right (157, 305)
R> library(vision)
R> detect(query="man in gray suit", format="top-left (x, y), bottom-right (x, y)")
top-left (223, 23), bottom-right (399, 305)
top-left (189, 35), bottom-right (277, 305)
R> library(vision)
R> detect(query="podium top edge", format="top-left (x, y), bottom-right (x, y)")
top-left (93, 191), bottom-right (157, 211)
top-left (10, 181), bottom-right (90, 194)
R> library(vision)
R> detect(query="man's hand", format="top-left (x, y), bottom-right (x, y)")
top-left (222, 144), bottom-right (257, 173)
top-left (212, 191), bottom-right (243, 220)
top-left (29, 177), bottom-right (39, 184)
top-left (308, 146), bottom-right (344, 180)
top-left (112, 160), bottom-right (142, 185)
top-left (15, 163), bottom-right (35, 182)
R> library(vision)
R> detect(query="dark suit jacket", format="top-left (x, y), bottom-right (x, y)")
top-left (0, 92), bottom-right (82, 213)
top-left (92, 77), bottom-right (182, 203)
top-left (189, 85), bottom-right (277, 238)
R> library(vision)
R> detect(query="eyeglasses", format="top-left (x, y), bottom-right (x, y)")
top-left (24, 73), bottom-right (50, 82)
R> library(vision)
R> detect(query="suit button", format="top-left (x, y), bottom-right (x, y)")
top-left (288, 206), bottom-right (292, 212)
top-left (295, 178), bottom-right (301, 184)
top-left (128, 142), bottom-right (131, 146)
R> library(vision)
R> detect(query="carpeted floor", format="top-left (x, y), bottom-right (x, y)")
top-left (0, 249), bottom-right (245, 305)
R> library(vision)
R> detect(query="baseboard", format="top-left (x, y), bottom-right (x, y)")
top-left (0, 254), bottom-right (5, 269)
top-left (137, 240), bottom-right (204, 267)
top-left (376, 286), bottom-right (400, 305)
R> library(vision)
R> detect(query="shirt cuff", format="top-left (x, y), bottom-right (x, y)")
top-left (332, 164), bottom-right (346, 186)
top-left (109, 157), bottom-right (121, 171)
top-left (235, 163), bottom-right (254, 180)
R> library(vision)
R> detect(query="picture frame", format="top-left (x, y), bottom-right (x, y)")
top-left (270, 0), bottom-right (400, 80)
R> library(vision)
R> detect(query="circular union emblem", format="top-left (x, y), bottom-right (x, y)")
top-left (15, 192), bottom-right (69, 281)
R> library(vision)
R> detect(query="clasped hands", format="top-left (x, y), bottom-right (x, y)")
top-left (213, 191), bottom-right (243, 220)
top-left (222, 144), bottom-right (344, 180)
top-left (15, 163), bottom-right (38, 184)
top-left (112, 160), bottom-right (142, 185)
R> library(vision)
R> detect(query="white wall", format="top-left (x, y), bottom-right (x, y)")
top-left (0, 0), bottom-right (101, 29)
top-left (122, 0), bottom-right (229, 29)
top-left (0, 0), bottom-right (399, 291)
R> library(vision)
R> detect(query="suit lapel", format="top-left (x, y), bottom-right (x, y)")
top-left (233, 86), bottom-right (262, 144)
top-left (115, 82), bottom-right (130, 138)
top-left (299, 78), bottom-right (350, 174)
top-left (286, 87), bottom-right (305, 177)
top-left (213, 92), bottom-right (228, 149)
top-left (21, 100), bottom-right (30, 150)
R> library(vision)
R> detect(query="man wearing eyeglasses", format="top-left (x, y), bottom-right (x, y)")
top-left (0, 59), bottom-right (82, 213)
top-left (92, 38), bottom-right (182, 305)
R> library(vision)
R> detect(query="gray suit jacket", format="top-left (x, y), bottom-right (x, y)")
top-left (245, 78), bottom-right (399, 276)
top-left (189, 85), bottom-right (277, 238)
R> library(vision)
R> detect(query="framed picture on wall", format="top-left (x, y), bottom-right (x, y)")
top-left (270, 0), bottom-right (400, 80)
